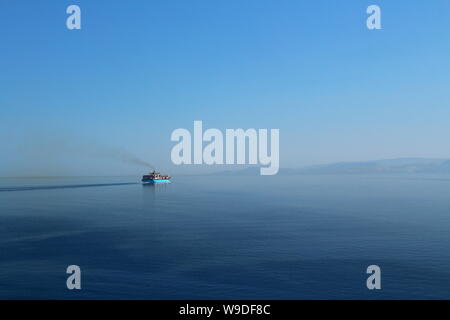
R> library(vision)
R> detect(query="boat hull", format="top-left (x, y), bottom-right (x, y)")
top-left (142, 179), bottom-right (171, 184)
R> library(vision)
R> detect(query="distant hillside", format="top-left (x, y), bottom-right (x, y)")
top-left (298, 158), bottom-right (450, 174)
top-left (208, 158), bottom-right (450, 175)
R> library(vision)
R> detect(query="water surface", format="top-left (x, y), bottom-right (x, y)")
top-left (0, 174), bottom-right (449, 299)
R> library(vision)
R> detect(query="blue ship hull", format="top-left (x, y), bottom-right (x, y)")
top-left (142, 179), bottom-right (171, 184)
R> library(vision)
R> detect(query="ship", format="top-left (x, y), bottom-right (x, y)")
top-left (142, 171), bottom-right (171, 184)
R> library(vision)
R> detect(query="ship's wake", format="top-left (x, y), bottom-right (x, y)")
top-left (0, 182), bottom-right (138, 192)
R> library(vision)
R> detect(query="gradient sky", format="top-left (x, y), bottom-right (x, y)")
top-left (1, 0), bottom-right (450, 176)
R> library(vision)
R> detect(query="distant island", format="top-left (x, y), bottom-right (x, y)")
top-left (208, 158), bottom-right (450, 175)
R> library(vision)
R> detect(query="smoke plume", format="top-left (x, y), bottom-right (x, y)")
top-left (17, 132), bottom-right (155, 175)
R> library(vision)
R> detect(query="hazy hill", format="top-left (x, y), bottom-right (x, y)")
top-left (298, 158), bottom-right (450, 174)
top-left (208, 158), bottom-right (450, 175)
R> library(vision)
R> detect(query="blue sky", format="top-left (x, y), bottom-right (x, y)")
top-left (1, 1), bottom-right (450, 176)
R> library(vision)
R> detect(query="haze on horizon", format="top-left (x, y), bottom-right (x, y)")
top-left (1, 1), bottom-right (450, 177)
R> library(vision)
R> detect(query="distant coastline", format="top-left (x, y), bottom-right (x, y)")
top-left (206, 158), bottom-right (450, 176)
top-left (2, 158), bottom-right (450, 178)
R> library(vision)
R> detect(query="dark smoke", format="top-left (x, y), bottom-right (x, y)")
top-left (19, 132), bottom-right (155, 173)
top-left (93, 146), bottom-right (155, 171)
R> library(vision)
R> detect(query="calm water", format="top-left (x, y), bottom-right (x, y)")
top-left (0, 174), bottom-right (449, 299)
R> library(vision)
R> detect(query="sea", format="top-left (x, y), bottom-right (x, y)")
top-left (0, 174), bottom-right (449, 299)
